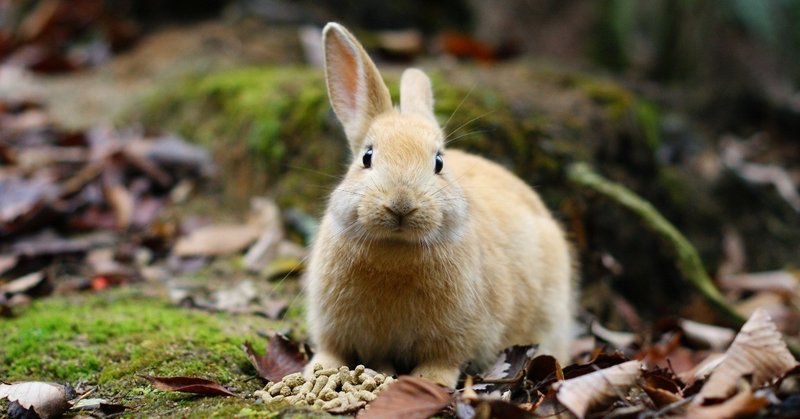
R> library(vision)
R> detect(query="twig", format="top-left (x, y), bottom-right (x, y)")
top-left (639, 394), bottom-right (695, 418)
top-left (566, 162), bottom-right (745, 325)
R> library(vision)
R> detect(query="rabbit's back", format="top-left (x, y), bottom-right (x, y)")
top-left (446, 149), bottom-right (574, 359)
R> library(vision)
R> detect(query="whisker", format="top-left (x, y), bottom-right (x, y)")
top-left (441, 84), bottom-right (476, 133)
top-left (445, 110), bottom-right (495, 142)
top-left (285, 164), bottom-right (345, 180)
top-left (445, 128), bottom-right (494, 146)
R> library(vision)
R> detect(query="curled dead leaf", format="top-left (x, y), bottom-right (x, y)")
top-left (139, 375), bottom-right (236, 397)
top-left (698, 308), bottom-right (798, 401)
top-left (359, 376), bottom-right (452, 419)
top-left (640, 369), bottom-right (683, 407)
top-left (678, 319), bottom-right (735, 351)
top-left (471, 398), bottom-right (534, 418)
top-left (687, 385), bottom-right (768, 419)
top-left (173, 224), bottom-right (261, 257)
top-left (590, 321), bottom-right (637, 349)
top-left (243, 333), bottom-right (309, 382)
top-left (0, 382), bottom-right (73, 419)
top-left (555, 360), bottom-right (642, 418)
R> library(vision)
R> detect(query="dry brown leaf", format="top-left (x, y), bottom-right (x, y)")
top-left (678, 352), bottom-right (726, 387)
top-left (698, 308), bottom-right (799, 401)
top-left (686, 386), bottom-right (768, 418)
top-left (243, 198), bottom-right (283, 272)
top-left (243, 333), bottom-right (309, 382)
top-left (0, 381), bottom-right (72, 418)
top-left (0, 271), bottom-right (46, 294)
top-left (679, 319), bottom-right (735, 351)
top-left (590, 321), bottom-right (637, 349)
top-left (359, 376), bottom-right (452, 419)
top-left (104, 184), bottom-right (133, 230)
top-left (555, 360), bottom-right (642, 418)
top-left (720, 270), bottom-right (799, 297)
top-left (641, 369), bottom-right (683, 407)
top-left (139, 375), bottom-right (236, 397)
top-left (471, 398), bottom-right (535, 418)
top-left (173, 224), bottom-right (261, 257)
top-left (0, 254), bottom-right (19, 275)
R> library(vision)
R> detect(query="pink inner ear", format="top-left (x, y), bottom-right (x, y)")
top-left (329, 38), bottom-right (359, 113)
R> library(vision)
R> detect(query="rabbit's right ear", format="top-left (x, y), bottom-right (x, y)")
top-left (323, 23), bottom-right (392, 154)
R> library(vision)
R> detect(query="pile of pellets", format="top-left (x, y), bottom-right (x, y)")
top-left (254, 364), bottom-right (395, 410)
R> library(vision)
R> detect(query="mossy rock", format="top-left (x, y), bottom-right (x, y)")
top-left (129, 63), bottom-right (661, 214)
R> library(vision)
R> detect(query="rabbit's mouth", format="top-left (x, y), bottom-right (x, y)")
top-left (363, 214), bottom-right (433, 243)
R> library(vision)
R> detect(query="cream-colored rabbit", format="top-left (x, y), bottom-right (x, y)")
top-left (305, 22), bottom-right (574, 388)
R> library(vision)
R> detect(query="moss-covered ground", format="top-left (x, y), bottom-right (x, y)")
top-left (0, 285), bottom-right (297, 417)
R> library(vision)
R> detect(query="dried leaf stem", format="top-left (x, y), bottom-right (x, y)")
top-left (566, 162), bottom-right (745, 325)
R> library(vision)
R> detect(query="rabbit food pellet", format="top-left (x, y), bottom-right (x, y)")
top-left (253, 364), bottom-right (394, 411)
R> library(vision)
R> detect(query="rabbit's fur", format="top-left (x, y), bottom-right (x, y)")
top-left (305, 22), bottom-right (575, 388)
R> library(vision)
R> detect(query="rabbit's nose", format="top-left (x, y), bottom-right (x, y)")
top-left (383, 196), bottom-right (418, 226)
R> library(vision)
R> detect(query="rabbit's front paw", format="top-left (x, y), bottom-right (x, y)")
top-left (410, 363), bottom-right (460, 388)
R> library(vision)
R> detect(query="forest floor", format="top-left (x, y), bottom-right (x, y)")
top-left (2, 16), bottom-right (799, 419)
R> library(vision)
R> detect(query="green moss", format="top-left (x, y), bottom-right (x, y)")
top-left (0, 287), bottom-right (287, 417)
top-left (131, 67), bottom-right (336, 208)
top-left (634, 100), bottom-right (661, 150)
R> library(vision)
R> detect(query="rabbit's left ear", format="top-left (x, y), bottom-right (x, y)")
top-left (323, 22), bottom-right (392, 154)
top-left (400, 68), bottom-right (436, 124)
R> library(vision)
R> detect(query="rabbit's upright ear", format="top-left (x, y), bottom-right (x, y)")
top-left (400, 68), bottom-right (437, 125)
top-left (323, 23), bottom-right (392, 154)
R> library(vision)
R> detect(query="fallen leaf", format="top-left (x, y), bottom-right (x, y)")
top-left (590, 321), bottom-right (637, 349)
top-left (128, 134), bottom-right (215, 178)
top-left (527, 355), bottom-right (564, 389)
top-left (359, 376), bottom-right (452, 419)
top-left (471, 398), bottom-right (534, 418)
top-left (70, 398), bottom-right (126, 415)
top-left (173, 224), bottom-right (261, 257)
top-left (243, 333), bottom-right (309, 382)
top-left (213, 280), bottom-right (256, 311)
top-left (478, 345), bottom-right (538, 382)
top-left (1, 271), bottom-right (43, 294)
top-left (678, 319), bottom-right (735, 351)
top-left (103, 181), bottom-right (133, 230)
top-left (678, 352), bottom-right (726, 388)
top-left (139, 375), bottom-right (236, 397)
top-left (555, 360), bottom-right (642, 418)
top-left (640, 369), bottom-right (683, 407)
top-left (720, 270), bottom-right (799, 298)
top-left (0, 176), bottom-right (54, 233)
top-left (243, 198), bottom-right (283, 272)
top-left (437, 32), bottom-right (495, 62)
top-left (0, 254), bottom-right (18, 275)
top-left (472, 345), bottom-right (538, 398)
top-left (0, 271), bottom-right (52, 298)
top-left (257, 298), bottom-right (289, 319)
top-left (0, 381), bottom-right (73, 418)
top-left (375, 29), bottom-right (424, 58)
top-left (640, 332), bottom-right (702, 374)
top-left (687, 386), bottom-right (768, 418)
top-left (562, 351), bottom-right (629, 379)
top-left (698, 308), bottom-right (798, 401)
top-left (10, 232), bottom-right (91, 258)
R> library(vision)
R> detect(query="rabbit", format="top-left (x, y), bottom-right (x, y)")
top-left (304, 22), bottom-right (575, 388)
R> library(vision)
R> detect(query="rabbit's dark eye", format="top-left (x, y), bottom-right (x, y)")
top-left (363, 147), bottom-right (373, 168)
top-left (434, 153), bottom-right (443, 174)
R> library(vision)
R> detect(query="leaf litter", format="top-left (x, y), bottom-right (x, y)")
top-left (243, 333), bottom-right (310, 382)
top-left (139, 375), bottom-right (236, 397)
top-left (0, 381), bottom-right (75, 419)
top-left (2, 40), bottom-right (799, 419)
